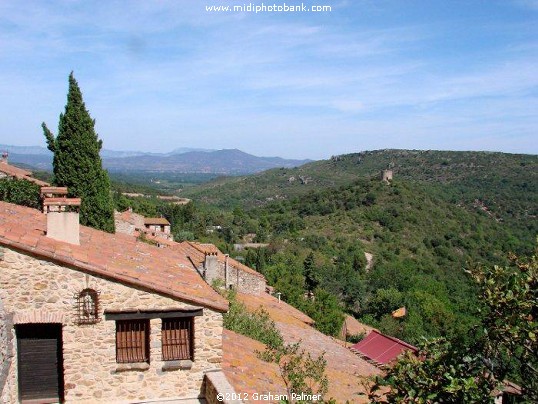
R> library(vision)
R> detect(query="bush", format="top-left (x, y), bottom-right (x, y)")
top-left (222, 290), bottom-right (283, 349)
top-left (0, 178), bottom-right (41, 209)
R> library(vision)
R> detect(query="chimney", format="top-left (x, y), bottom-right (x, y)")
top-left (42, 189), bottom-right (81, 245)
top-left (203, 251), bottom-right (219, 283)
top-left (224, 254), bottom-right (229, 288)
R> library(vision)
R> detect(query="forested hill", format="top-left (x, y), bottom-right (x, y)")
top-left (243, 177), bottom-right (525, 343)
top-left (183, 150), bottom-right (536, 205)
top-left (176, 150), bottom-right (537, 343)
top-left (183, 149), bottom-right (537, 246)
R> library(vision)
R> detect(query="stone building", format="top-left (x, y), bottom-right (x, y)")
top-left (144, 217), bottom-right (172, 238)
top-left (381, 169), bottom-right (393, 183)
top-left (114, 208), bottom-right (145, 236)
top-left (115, 213), bottom-right (267, 295)
top-left (180, 242), bottom-right (267, 296)
top-left (115, 208), bottom-right (173, 241)
top-left (0, 199), bottom-right (234, 403)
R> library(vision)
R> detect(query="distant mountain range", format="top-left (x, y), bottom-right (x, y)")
top-left (0, 144), bottom-right (311, 175)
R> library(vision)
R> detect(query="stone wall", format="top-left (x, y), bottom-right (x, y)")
top-left (0, 247), bottom-right (224, 403)
top-left (114, 211), bottom-right (145, 236)
top-left (202, 258), bottom-right (266, 296)
top-left (114, 218), bottom-right (135, 235)
top-left (203, 370), bottom-right (243, 404)
top-left (0, 293), bottom-right (14, 403)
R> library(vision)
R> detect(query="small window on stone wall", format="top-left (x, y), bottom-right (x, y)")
top-left (116, 319), bottom-right (150, 363)
top-left (162, 318), bottom-right (194, 361)
top-left (75, 288), bottom-right (100, 324)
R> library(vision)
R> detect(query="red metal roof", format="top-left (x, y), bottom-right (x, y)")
top-left (351, 330), bottom-right (417, 365)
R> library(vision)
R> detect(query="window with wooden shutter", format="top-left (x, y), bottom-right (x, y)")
top-left (162, 318), bottom-right (194, 361)
top-left (116, 320), bottom-right (149, 363)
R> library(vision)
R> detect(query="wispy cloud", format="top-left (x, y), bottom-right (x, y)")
top-left (0, 0), bottom-right (536, 158)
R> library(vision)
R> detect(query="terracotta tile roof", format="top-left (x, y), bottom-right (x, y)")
top-left (234, 292), bottom-right (380, 402)
top-left (40, 187), bottom-right (68, 196)
top-left (227, 256), bottom-right (266, 279)
top-left (0, 161), bottom-right (49, 186)
top-left (343, 315), bottom-right (377, 338)
top-left (43, 197), bottom-right (82, 207)
top-left (351, 330), bottom-right (417, 366)
top-left (144, 217), bottom-right (170, 226)
top-left (237, 292), bottom-right (314, 327)
top-left (222, 330), bottom-right (287, 402)
top-left (115, 209), bottom-right (145, 226)
top-left (186, 241), bottom-right (220, 255)
top-left (0, 201), bottom-right (228, 312)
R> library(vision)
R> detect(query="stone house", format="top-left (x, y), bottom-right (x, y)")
top-left (114, 208), bottom-right (173, 241)
top-left (0, 199), bottom-right (233, 403)
top-left (179, 242), bottom-right (267, 296)
top-left (144, 217), bottom-right (172, 238)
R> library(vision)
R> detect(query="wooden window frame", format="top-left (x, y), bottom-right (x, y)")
top-left (161, 317), bottom-right (194, 361)
top-left (115, 319), bottom-right (150, 363)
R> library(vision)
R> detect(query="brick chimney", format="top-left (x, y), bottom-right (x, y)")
top-left (41, 187), bottom-right (81, 245)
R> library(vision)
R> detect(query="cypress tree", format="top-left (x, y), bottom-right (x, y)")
top-left (303, 252), bottom-right (318, 295)
top-left (42, 72), bottom-right (115, 233)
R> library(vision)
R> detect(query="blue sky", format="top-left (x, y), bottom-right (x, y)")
top-left (0, 0), bottom-right (536, 159)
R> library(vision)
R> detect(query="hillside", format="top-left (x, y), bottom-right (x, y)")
top-left (2, 144), bottom-right (310, 175)
top-left (175, 150), bottom-right (537, 344)
top-left (183, 149), bottom-right (537, 243)
top-left (71, 149), bottom-right (536, 344)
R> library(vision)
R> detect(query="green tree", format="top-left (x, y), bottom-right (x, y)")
top-left (303, 252), bottom-right (318, 295)
top-left (367, 245), bottom-right (538, 402)
top-left (42, 72), bottom-right (115, 232)
top-left (259, 342), bottom-right (329, 403)
top-left (0, 178), bottom-right (41, 209)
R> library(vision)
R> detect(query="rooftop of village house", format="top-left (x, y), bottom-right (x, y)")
top-left (0, 157), bottom-right (50, 187)
top-left (0, 200), bottom-right (228, 312)
top-left (223, 291), bottom-right (382, 403)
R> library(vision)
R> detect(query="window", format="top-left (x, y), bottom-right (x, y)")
top-left (116, 320), bottom-right (149, 363)
top-left (162, 318), bottom-right (194, 361)
top-left (75, 288), bottom-right (99, 324)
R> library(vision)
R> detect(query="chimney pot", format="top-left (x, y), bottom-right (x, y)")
top-left (44, 197), bottom-right (81, 245)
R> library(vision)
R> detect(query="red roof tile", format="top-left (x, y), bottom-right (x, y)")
top-left (351, 330), bottom-right (417, 365)
top-left (40, 187), bottom-right (68, 196)
top-left (0, 161), bottom-right (49, 186)
top-left (222, 330), bottom-right (287, 402)
top-left (43, 197), bottom-right (81, 206)
top-left (342, 315), bottom-right (377, 338)
top-left (234, 292), bottom-right (380, 402)
top-left (0, 201), bottom-right (228, 312)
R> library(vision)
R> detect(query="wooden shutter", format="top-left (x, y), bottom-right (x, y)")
top-left (17, 324), bottom-right (64, 403)
top-left (162, 318), bottom-right (193, 361)
top-left (116, 320), bottom-right (149, 363)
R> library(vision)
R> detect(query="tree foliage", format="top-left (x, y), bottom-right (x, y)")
top-left (367, 245), bottom-right (538, 403)
top-left (259, 342), bottom-right (329, 403)
top-left (221, 289), bottom-right (283, 349)
top-left (0, 178), bottom-right (41, 209)
top-left (43, 72), bottom-right (115, 232)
